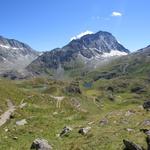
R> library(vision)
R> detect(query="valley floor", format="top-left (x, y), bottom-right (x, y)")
top-left (0, 77), bottom-right (150, 150)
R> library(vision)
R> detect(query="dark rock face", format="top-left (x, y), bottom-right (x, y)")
top-left (143, 101), bottom-right (150, 110)
top-left (30, 138), bottom-right (52, 150)
top-left (123, 139), bottom-right (143, 150)
top-left (27, 31), bottom-right (129, 75)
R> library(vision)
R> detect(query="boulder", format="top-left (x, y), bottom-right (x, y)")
top-left (123, 139), bottom-right (143, 150)
top-left (143, 101), bottom-right (150, 111)
top-left (142, 120), bottom-right (150, 126)
top-left (78, 126), bottom-right (91, 135)
top-left (31, 138), bottom-right (52, 150)
top-left (59, 126), bottom-right (72, 137)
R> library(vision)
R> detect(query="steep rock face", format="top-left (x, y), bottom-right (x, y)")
top-left (0, 36), bottom-right (39, 74)
top-left (27, 31), bottom-right (129, 76)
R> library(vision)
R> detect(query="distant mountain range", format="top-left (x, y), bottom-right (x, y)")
top-left (27, 31), bottom-right (130, 77)
top-left (0, 31), bottom-right (149, 80)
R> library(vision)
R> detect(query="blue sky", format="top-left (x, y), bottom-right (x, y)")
top-left (0, 0), bottom-right (150, 51)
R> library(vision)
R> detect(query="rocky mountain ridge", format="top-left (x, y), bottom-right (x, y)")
top-left (0, 36), bottom-right (39, 76)
top-left (27, 31), bottom-right (130, 76)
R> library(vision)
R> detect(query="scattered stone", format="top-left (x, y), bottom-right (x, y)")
top-left (125, 110), bottom-right (135, 117)
top-left (126, 128), bottom-right (134, 132)
top-left (13, 136), bottom-right (18, 140)
top-left (19, 103), bottom-right (27, 109)
top-left (99, 118), bottom-right (108, 126)
top-left (31, 138), bottom-right (52, 150)
top-left (87, 121), bottom-right (94, 125)
top-left (16, 119), bottom-right (27, 126)
top-left (70, 98), bottom-right (81, 109)
top-left (4, 128), bottom-right (9, 132)
top-left (143, 100), bottom-right (150, 111)
top-left (53, 112), bottom-right (58, 115)
top-left (138, 105), bottom-right (144, 110)
top-left (123, 139), bottom-right (143, 150)
top-left (142, 120), bottom-right (150, 126)
top-left (59, 126), bottom-right (72, 137)
top-left (78, 126), bottom-right (91, 135)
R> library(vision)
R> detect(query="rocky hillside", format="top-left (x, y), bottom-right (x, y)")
top-left (27, 31), bottom-right (129, 77)
top-left (0, 36), bottom-right (39, 76)
top-left (83, 44), bottom-right (150, 82)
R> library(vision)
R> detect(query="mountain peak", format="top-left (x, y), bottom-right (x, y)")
top-left (27, 30), bottom-right (130, 76)
top-left (67, 30), bottom-right (129, 54)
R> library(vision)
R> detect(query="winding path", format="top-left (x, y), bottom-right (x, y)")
top-left (0, 100), bottom-right (15, 127)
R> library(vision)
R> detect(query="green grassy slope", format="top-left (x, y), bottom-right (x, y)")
top-left (0, 75), bottom-right (149, 150)
top-left (0, 48), bottom-right (150, 149)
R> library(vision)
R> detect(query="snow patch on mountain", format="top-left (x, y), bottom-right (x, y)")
top-left (0, 44), bottom-right (23, 50)
top-left (102, 50), bottom-right (128, 58)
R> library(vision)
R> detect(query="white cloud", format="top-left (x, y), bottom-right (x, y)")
top-left (70, 30), bottom-right (93, 41)
top-left (111, 11), bottom-right (122, 17)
